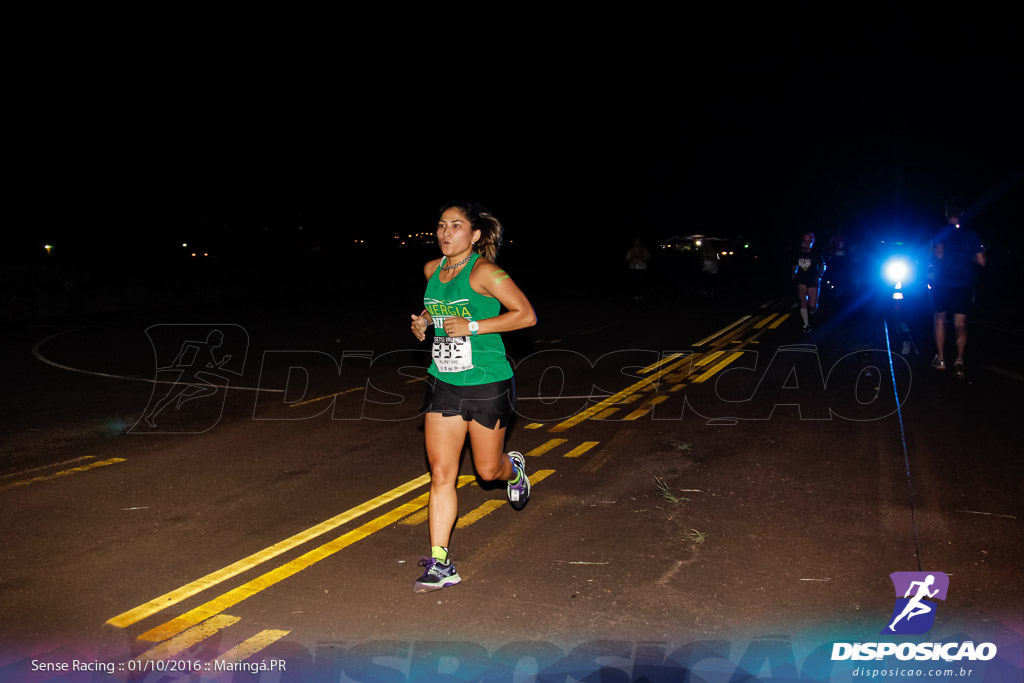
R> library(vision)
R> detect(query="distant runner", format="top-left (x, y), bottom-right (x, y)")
top-left (929, 197), bottom-right (986, 380)
top-left (791, 232), bottom-right (826, 332)
top-left (625, 237), bottom-right (652, 302)
top-left (826, 227), bottom-right (851, 297)
top-left (409, 200), bottom-right (537, 593)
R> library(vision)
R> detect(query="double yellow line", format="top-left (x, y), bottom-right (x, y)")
top-left (110, 468), bottom-right (557, 644)
top-left (0, 456), bottom-right (126, 492)
top-left (108, 473), bottom-right (432, 633)
top-left (548, 312), bottom-right (785, 432)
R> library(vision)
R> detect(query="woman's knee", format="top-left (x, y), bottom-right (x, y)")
top-left (427, 461), bottom-right (460, 488)
top-left (475, 456), bottom-right (506, 482)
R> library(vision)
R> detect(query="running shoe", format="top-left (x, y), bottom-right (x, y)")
top-left (931, 356), bottom-right (946, 370)
top-left (506, 451), bottom-right (531, 510)
top-left (953, 361), bottom-right (966, 380)
top-left (413, 557), bottom-right (461, 593)
top-left (802, 324), bottom-right (812, 333)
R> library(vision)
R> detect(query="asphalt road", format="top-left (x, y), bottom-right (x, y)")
top-left (1, 280), bottom-right (1021, 682)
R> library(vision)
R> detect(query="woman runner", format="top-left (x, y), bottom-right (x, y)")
top-left (409, 201), bottom-right (537, 593)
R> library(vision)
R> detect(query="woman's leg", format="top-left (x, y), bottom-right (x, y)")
top-left (467, 419), bottom-right (514, 482)
top-left (424, 412), bottom-right (469, 549)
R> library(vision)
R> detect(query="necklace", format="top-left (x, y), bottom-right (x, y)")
top-left (441, 254), bottom-right (472, 271)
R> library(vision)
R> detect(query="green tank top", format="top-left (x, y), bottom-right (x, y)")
top-left (424, 253), bottom-right (513, 386)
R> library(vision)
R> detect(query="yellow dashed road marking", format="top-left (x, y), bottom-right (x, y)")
top-left (455, 500), bottom-right (505, 528)
top-left (0, 456), bottom-right (95, 480)
top-left (0, 458), bottom-right (126, 492)
top-left (693, 315), bottom-right (751, 346)
top-left (695, 351), bottom-right (724, 367)
top-left (638, 353), bottom-right (684, 375)
top-left (135, 614), bottom-right (240, 660)
top-left (218, 629), bottom-right (292, 663)
top-left (456, 470), bottom-right (555, 529)
top-left (624, 395), bottom-right (670, 419)
top-left (692, 351), bottom-right (744, 383)
top-left (526, 439), bottom-right (567, 456)
top-left (399, 508), bottom-right (429, 526)
top-left (563, 441), bottom-right (599, 458)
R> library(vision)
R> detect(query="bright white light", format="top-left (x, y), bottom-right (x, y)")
top-left (883, 257), bottom-right (910, 284)
top-left (892, 292), bottom-right (904, 300)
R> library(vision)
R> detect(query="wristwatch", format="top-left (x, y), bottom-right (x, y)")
top-left (467, 321), bottom-right (479, 336)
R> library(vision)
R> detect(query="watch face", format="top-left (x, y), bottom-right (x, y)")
top-left (468, 321), bottom-right (479, 332)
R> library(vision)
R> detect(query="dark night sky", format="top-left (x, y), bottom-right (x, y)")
top-left (11, 13), bottom-right (1024, 271)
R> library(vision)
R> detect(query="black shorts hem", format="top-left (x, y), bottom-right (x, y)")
top-left (424, 376), bottom-right (516, 430)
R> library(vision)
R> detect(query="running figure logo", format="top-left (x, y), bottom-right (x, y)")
top-left (132, 325), bottom-right (248, 434)
top-left (882, 571), bottom-right (950, 635)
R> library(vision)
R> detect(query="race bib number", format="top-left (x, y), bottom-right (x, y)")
top-left (432, 319), bottom-right (473, 372)
top-left (798, 257), bottom-right (812, 271)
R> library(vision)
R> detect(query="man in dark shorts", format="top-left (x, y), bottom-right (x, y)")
top-left (792, 232), bottom-right (826, 332)
top-left (929, 197), bottom-right (986, 379)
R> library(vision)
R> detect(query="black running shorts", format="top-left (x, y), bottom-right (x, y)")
top-left (794, 272), bottom-right (820, 288)
top-left (931, 285), bottom-right (972, 315)
top-left (424, 376), bottom-right (516, 430)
